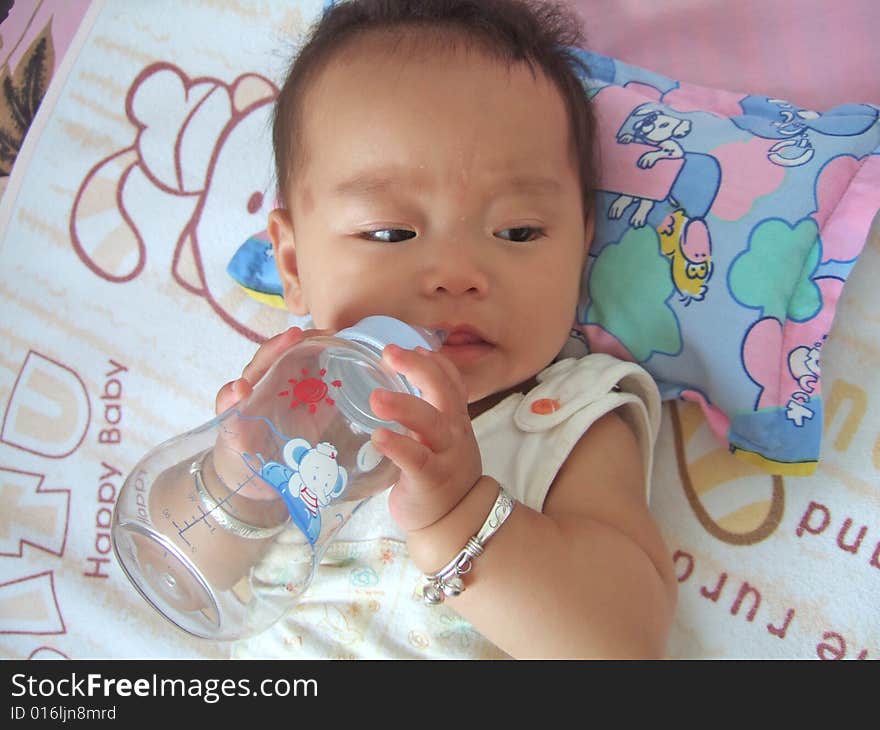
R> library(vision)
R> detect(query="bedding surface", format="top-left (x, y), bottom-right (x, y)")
top-left (0, 0), bottom-right (877, 659)
top-left (574, 0), bottom-right (880, 110)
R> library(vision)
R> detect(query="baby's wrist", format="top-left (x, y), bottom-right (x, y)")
top-left (405, 475), bottom-right (499, 574)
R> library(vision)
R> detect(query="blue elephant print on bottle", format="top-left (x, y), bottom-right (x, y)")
top-left (249, 439), bottom-right (348, 544)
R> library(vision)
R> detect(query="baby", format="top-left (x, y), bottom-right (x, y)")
top-left (216, 0), bottom-right (677, 658)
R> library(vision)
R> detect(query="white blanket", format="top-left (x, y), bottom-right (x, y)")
top-left (1, 0), bottom-right (877, 659)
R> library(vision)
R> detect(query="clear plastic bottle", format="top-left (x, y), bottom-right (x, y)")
top-left (111, 316), bottom-right (442, 640)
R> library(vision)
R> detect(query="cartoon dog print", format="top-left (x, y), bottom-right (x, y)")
top-left (609, 105), bottom-right (691, 227)
top-left (607, 103), bottom-right (720, 302)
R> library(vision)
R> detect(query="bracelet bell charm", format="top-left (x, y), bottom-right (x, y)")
top-left (423, 574), bottom-right (466, 605)
top-left (421, 486), bottom-right (515, 606)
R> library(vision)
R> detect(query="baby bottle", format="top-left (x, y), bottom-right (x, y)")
top-left (111, 316), bottom-right (441, 640)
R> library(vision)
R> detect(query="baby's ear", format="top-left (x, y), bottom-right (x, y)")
top-left (267, 208), bottom-right (308, 315)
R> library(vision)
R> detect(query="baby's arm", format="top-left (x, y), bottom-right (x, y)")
top-left (377, 347), bottom-right (677, 659)
top-left (411, 411), bottom-right (676, 658)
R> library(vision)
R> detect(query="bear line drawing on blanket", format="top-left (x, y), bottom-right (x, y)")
top-left (70, 62), bottom-right (292, 344)
top-left (70, 52), bottom-right (880, 477)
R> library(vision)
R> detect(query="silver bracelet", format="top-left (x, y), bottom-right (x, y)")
top-left (422, 485), bottom-right (516, 605)
top-left (191, 452), bottom-right (289, 540)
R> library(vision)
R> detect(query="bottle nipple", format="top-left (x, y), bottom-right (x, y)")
top-left (336, 315), bottom-right (446, 353)
top-left (416, 326), bottom-right (447, 351)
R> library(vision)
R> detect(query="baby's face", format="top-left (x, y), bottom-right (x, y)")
top-left (271, 34), bottom-right (588, 403)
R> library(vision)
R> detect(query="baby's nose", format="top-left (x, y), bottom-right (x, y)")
top-left (420, 244), bottom-right (489, 298)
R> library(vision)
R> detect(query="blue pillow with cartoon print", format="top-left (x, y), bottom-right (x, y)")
top-left (227, 50), bottom-right (880, 476)
top-left (569, 50), bottom-right (880, 476)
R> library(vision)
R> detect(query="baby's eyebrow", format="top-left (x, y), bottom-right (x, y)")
top-left (332, 170), bottom-right (421, 198)
top-left (494, 175), bottom-right (561, 197)
top-left (331, 171), bottom-right (561, 199)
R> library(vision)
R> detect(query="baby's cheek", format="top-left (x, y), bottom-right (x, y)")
top-left (522, 309), bottom-right (572, 363)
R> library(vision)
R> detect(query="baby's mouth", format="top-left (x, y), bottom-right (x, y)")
top-left (444, 330), bottom-right (485, 346)
top-left (437, 326), bottom-right (495, 365)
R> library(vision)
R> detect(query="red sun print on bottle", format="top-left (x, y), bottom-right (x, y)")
top-left (278, 368), bottom-right (342, 413)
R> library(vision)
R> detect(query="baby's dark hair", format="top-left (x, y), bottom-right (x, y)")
top-left (273, 0), bottom-right (597, 219)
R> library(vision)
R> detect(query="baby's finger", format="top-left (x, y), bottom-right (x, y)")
top-left (417, 347), bottom-right (469, 403)
top-left (369, 389), bottom-right (452, 452)
top-left (215, 377), bottom-right (252, 415)
top-left (240, 326), bottom-right (304, 384)
top-left (383, 345), bottom-right (465, 415)
top-left (371, 427), bottom-right (434, 478)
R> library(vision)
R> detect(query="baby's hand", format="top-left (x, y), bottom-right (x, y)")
top-left (215, 326), bottom-right (327, 415)
top-left (368, 346), bottom-right (482, 532)
top-left (212, 325), bottom-right (328, 499)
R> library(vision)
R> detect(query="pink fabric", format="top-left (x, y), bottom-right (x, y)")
top-left (2, 1), bottom-right (875, 111)
top-left (1, 0), bottom-right (91, 74)
top-left (571, 0), bottom-right (880, 110)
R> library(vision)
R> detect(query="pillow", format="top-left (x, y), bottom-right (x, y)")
top-left (228, 49), bottom-right (880, 477)
top-left (571, 50), bottom-right (880, 476)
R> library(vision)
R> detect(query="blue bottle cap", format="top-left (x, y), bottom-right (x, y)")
top-left (324, 317), bottom-right (443, 430)
top-left (336, 316), bottom-right (443, 353)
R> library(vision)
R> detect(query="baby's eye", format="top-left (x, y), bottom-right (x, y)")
top-left (359, 229), bottom-right (416, 243)
top-left (495, 226), bottom-right (545, 243)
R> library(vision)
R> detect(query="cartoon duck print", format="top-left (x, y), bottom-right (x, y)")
top-left (657, 209), bottom-right (713, 304)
